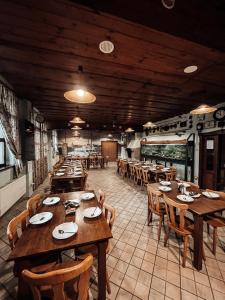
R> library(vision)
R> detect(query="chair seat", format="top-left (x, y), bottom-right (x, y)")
top-left (205, 215), bottom-right (225, 228)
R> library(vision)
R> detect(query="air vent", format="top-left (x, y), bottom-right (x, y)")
top-left (99, 40), bottom-right (114, 54)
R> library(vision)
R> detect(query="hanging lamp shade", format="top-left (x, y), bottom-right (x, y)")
top-left (64, 65), bottom-right (96, 104)
top-left (125, 127), bottom-right (135, 133)
top-left (72, 130), bottom-right (80, 137)
top-left (70, 116), bottom-right (85, 124)
top-left (143, 121), bottom-right (156, 128)
top-left (190, 104), bottom-right (216, 115)
top-left (64, 89), bottom-right (96, 104)
top-left (71, 125), bottom-right (82, 130)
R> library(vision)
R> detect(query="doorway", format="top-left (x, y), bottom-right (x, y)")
top-left (199, 132), bottom-right (225, 190)
top-left (101, 141), bottom-right (118, 161)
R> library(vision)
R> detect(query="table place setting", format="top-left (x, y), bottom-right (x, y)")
top-left (177, 194), bottom-right (194, 203)
top-left (52, 222), bottom-right (78, 239)
top-left (29, 212), bottom-right (53, 225)
top-left (55, 172), bottom-right (64, 176)
top-left (58, 168), bottom-right (66, 172)
top-left (160, 180), bottom-right (171, 186)
top-left (202, 191), bottom-right (220, 199)
top-left (83, 206), bottom-right (102, 219)
top-left (43, 196), bottom-right (60, 206)
top-left (184, 191), bottom-right (201, 198)
top-left (158, 185), bottom-right (172, 192)
top-left (80, 192), bottom-right (95, 201)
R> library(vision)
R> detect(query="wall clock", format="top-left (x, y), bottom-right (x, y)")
top-left (213, 107), bottom-right (225, 121)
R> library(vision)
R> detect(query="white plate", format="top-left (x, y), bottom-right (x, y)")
top-left (67, 199), bottom-right (81, 205)
top-left (43, 197), bottom-right (60, 206)
top-left (29, 212), bottom-right (53, 225)
top-left (52, 222), bottom-right (78, 239)
top-left (56, 172), bottom-right (64, 176)
top-left (177, 195), bottom-right (194, 203)
top-left (160, 181), bottom-right (171, 186)
top-left (74, 171), bottom-right (82, 175)
top-left (202, 191), bottom-right (220, 199)
top-left (83, 207), bottom-right (102, 218)
top-left (58, 169), bottom-right (65, 172)
top-left (81, 192), bottom-right (95, 201)
top-left (158, 186), bottom-right (172, 192)
top-left (185, 192), bottom-right (201, 198)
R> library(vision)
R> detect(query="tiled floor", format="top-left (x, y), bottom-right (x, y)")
top-left (0, 164), bottom-right (225, 299)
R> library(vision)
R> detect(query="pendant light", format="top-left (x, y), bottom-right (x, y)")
top-left (190, 104), bottom-right (217, 115)
top-left (125, 127), bottom-right (135, 133)
top-left (143, 121), bottom-right (156, 128)
top-left (64, 66), bottom-right (96, 104)
top-left (72, 130), bottom-right (80, 137)
top-left (71, 125), bottom-right (82, 130)
top-left (70, 116), bottom-right (85, 124)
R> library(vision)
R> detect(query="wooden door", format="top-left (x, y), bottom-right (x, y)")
top-left (199, 135), bottom-right (219, 189)
top-left (101, 141), bottom-right (118, 161)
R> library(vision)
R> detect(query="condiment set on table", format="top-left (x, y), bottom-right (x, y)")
top-left (28, 192), bottom-right (102, 240)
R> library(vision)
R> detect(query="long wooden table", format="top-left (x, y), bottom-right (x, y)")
top-left (8, 191), bottom-right (112, 300)
top-left (149, 182), bottom-right (225, 270)
top-left (52, 162), bottom-right (86, 192)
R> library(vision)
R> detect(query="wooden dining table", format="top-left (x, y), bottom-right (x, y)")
top-left (7, 191), bottom-right (112, 300)
top-left (149, 181), bottom-right (225, 270)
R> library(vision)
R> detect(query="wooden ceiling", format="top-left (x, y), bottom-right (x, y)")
top-left (0, 0), bottom-right (225, 130)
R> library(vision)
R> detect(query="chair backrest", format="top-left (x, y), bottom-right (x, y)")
top-left (98, 189), bottom-right (105, 208)
top-left (163, 194), bottom-right (188, 232)
top-left (103, 203), bottom-right (116, 231)
top-left (147, 185), bottom-right (163, 215)
top-left (7, 210), bottom-right (29, 250)
top-left (142, 169), bottom-right (149, 183)
top-left (22, 255), bottom-right (93, 300)
top-left (135, 166), bottom-right (142, 179)
top-left (26, 194), bottom-right (43, 217)
top-left (165, 171), bottom-right (176, 181)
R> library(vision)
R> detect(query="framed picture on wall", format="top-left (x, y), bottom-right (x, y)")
top-left (204, 120), bottom-right (216, 129)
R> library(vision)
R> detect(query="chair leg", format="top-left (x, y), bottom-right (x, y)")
top-left (207, 224), bottom-right (210, 234)
top-left (212, 227), bottom-right (217, 255)
top-left (158, 217), bottom-right (163, 241)
top-left (182, 236), bottom-right (189, 268)
top-left (164, 228), bottom-right (171, 247)
top-left (106, 269), bottom-right (111, 294)
top-left (202, 244), bottom-right (206, 261)
top-left (148, 210), bottom-right (152, 225)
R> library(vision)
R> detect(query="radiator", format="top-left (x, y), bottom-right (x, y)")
top-left (0, 175), bottom-right (26, 216)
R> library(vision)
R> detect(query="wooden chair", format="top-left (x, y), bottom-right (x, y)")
top-left (76, 203), bottom-right (115, 294)
top-left (22, 255), bottom-right (93, 300)
top-left (98, 189), bottom-right (105, 208)
top-left (163, 194), bottom-right (205, 267)
top-left (142, 168), bottom-right (149, 186)
top-left (204, 190), bottom-right (225, 255)
top-left (26, 194), bottom-right (43, 217)
top-left (120, 161), bottom-right (128, 178)
top-left (147, 186), bottom-right (166, 240)
top-left (129, 164), bottom-right (135, 181)
top-left (7, 210), bottom-right (29, 250)
top-left (135, 166), bottom-right (143, 185)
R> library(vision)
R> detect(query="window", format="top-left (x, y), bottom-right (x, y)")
top-left (0, 138), bottom-right (6, 167)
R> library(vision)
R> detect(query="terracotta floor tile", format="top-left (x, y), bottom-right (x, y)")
top-left (165, 282), bottom-right (181, 300)
top-left (126, 265), bottom-right (140, 280)
top-left (195, 283), bottom-right (214, 300)
top-left (115, 260), bottom-right (129, 274)
top-left (151, 275), bottom-right (166, 294)
top-left (181, 277), bottom-right (196, 295)
top-left (148, 289), bottom-right (164, 300)
top-left (141, 259), bottom-right (154, 274)
top-left (110, 269), bottom-right (124, 286)
top-left (134, 282), bottom-right (150, 300)
top-left (209, 277), bottom-right (225, 294)
top-left (181, 289), bottom-right (198, 300)
top-left (116, 288), bottom-right (133, 300)
top-left (121, 275), bottom-right (137, 294)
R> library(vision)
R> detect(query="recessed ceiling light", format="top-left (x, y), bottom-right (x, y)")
top-left (99, 40), bottom-right (114, 54)
top-left (184, 65), bottom-right (198, 74)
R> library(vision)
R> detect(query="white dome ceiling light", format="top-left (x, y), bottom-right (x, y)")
top-left (161, 0), bottom-right (175, 9)
top-left (184, 65), bottom-right (198, 74)
top-left (99, 40), bottom-right (114, 54)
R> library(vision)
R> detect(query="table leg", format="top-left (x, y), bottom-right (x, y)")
top-left (193, 214), bottom-right (203, 270)
top-left (14, 260), bottom-right (32, 300)
top-left (97, 241), bottom-right (107, 300)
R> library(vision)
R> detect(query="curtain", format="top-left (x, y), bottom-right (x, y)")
top-left (0, 83), bottom-right (22, 176)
